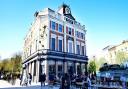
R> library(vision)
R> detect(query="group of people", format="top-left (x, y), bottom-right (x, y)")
top-left (20, 71), bottom-right (96, 89)
top-left (20, 73), bottom-right (32, 86)
top-left (6, 73), bottom-right (19, 85)
top-left (58, 72), bottom-right (97, 89)
top-left (20, 72), bottom-right (46, 87)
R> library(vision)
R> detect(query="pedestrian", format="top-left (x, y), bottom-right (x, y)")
top-left (40, 73), bottom-right (46, 87)
top-left (42, 73), bottom-right (46, 86)
top-left (24, 76), bottom-right (28, 86)
top-left (22, 73), bottom-right (28, 86)
top-left (28, 73), bottom-right (32, 85)
top-left (87, 74), bottom-right (91, 89)
top-left (60, 73), bottom-right (70, 89)
top-left (20, 74), bottom-right (23, 85)
top-left (120, 75), bottom-right (126, 89)
top-left (60, 74), bottom-right (65, 89)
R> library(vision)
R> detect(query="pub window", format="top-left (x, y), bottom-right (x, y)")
top-left (68, 41), bottom-right (73, 53)
top-left (51, 38), bottom-right (56, 51)
top-left (51, 21), bottom-right (56, 30)
top-left (58, 39), bottom-right (62, 52)
top-left (81, 33), bottom-right (83, 39)
top-left (76, 45), bottom-right (80, 55)
top-left (82, 46), bottom-right (84, 55)
top-left (68, 27), bottom-right (72, 35)
top-left (58, 24), bottom-right (62, 32)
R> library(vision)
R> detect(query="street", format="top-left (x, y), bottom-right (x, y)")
top-left (0, 86), bottom-right (59, 89)
top-left (0, 80), bottom-right (59, 89)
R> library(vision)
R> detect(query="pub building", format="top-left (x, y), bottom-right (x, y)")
top-left (22, 4), bottom-right (88, 83)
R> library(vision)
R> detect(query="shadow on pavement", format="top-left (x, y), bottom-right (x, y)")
top-left (1, 85), bottom-right (41, 89)
top-left (0, 85), bottom-right (59, 89)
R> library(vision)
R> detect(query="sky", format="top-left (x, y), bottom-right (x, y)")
top-left (0, 0), bottom-right (128, 59)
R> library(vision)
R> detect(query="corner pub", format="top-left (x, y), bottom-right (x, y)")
top-left (22, 4), bottom-right (88, 83)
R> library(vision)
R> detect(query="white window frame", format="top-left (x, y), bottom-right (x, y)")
top-left (68, 40), bottom-right (73, 53)
top-left (81, 43), bottom-right (85, 55)
top-left (51, 34), bottom-right (56, 51)
top-left (58, 36), bottom-right (63, 52)
top-left (76, 41), bottom-right (80, 55)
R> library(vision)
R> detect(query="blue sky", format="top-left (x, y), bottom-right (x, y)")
top-left (0, 0), bottom-right (128, 59)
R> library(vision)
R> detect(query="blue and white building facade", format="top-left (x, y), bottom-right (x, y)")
top-left (23, 4), bottom-right (88, 82)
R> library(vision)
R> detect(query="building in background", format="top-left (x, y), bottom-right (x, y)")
top-left (102, 40), bottom-right (128, 64)
top-left (102, 45), bottom-right (114, 64)
top-left (22, 4), bottom-right (88, 82)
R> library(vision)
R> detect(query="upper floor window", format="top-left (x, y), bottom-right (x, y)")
top-left (76, 31), bottom-right (80, 38)
top-left (83, 33), bottom-right (85, 40)
top-left (68, 27), bottom-right (72, 35)
top-left (81, 46), bottom-right (84, 55)
top-left (76, 45), bottom-right (80, 55)
top-left (81, 33), bottom-right (83, 39)
top-left (51, 38), bottom-right (56, 51)
top-left (66, 26), bottom-right (74, 36)
top-left (76, 31), bottom-right (85, 39)
top-left (52, 21), bottom-right (56, 30)
top-left (58, 39), bottom-right (62, 52)
top-left (58, 24), bottom-right (62, 32)
top-left (68, 41), bottom-right (73, 53)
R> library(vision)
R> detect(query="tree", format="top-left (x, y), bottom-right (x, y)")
top-left (96, 57), bottom-right (107, 71)
top-left (10, 53), bottom-right (22, 73)
top-left (116, 51), bottom-right (128, 64)
top-left (13, 54), bottom-right (22, 73)
top-left (0, 61), bottom-right (2, 70)
top-left (88, 60), bottom-right (96, 73)
top-left (0, 52), bottom-right (22, 75)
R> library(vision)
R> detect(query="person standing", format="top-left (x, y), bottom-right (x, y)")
top-left (60, 73), bottom-right (70, 89)
top-left (87, 74), bottom-right (91, 89)
top-left (120, 75), bottom-right (126, 89)
top-left (40, 73), bottom-right (46, 87)
top-left (42, 73), bottom-right (46, 86)
top-left (60, 74), bottom-right (65, 89)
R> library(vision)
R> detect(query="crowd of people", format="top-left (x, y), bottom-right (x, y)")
top-left (0, 73), bottom-right (21, 85)
top-left (47, 72), bottom-right (97, 89)
top-left (3, 71), bottom-right (127, 89)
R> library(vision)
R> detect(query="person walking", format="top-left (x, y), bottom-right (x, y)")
top-left (28, 73), bottom-right (32, 85)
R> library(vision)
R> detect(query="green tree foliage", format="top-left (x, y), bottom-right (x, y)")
top-left (88, 60), bottom-right (96, 73)
top-left (13, 54), bottom-right (22, 73)
top-left (116, 51), bottom-right (128, 64)
top-left (96, 57), bottom-right (106, 71)
top-left (0, 60), bottom-right (2, 70)
top-left (0, 53), bottom-right (22, 74)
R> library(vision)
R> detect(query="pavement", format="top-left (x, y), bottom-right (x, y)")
top-left (0, 79), bottom-right (60, 89)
